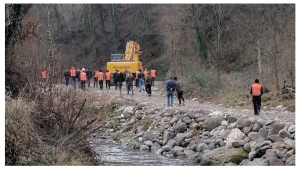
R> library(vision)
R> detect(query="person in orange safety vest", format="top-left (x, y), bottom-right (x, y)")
top-left (250, 79), bottom-right (264, 115)
top-left (105, 70), bottom-right (111, 89)
top-left (41, 70), bottom-right (47, 84)
top-left (69, 67), bottom-right (76, 87)
top-left (97, 69), bottom-right (104, 90)
top-left (93, 69), bottom-right (98, 88)
top-left (150, 68), bottom-right (157, 86)
top-left (80, 68), bottom-right (87, 91)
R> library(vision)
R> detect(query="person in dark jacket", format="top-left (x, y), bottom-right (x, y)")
top-left (250, 79), bottom-right (264, 115)
top-left (86, 67), bottom-right (92, 87)
top-left (145, 72), bottom-right (152, 96)
top-left (137, 69), bottom-right (145, 92)
top-left (63, 69), bottom-right (70, 86)
top-left (113, 69), bottom-right (119, 90)
top-left (166, 77), bottom-right (176, 107)
top-left (116, 71), bottom-right (124, 93)
top-left (125, 71), bottom-right (134, 95)
top-left (174, 77), bottom-right (185, 106)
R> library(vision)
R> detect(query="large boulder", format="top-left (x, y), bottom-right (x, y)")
top-left (143, 130), bottom-right (154, 142)
top-left (226, 128), bottom-right (246, 145)
top-left (269, 157), bottom-right (284, 166)
top-left (268, 122), bottom-right (285, 136)
top-left (203, 116), bottom-right (224, 131)
top-left (162, 131), bottom-right (176, 145)
top-left (174, 121), bottom-right (188, 133)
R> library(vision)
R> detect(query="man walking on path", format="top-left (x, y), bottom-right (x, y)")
top-left (70, 67), bottom-right (76, 88)
top-left (138, 69), bottom-right (145, 92)
top-left (93, 69), bottom-right (98, 88)
top-left (116, 71), bottom-right (124, 93)
top-left (135, 70), bottom-right (139, 89)
top-left (150, 68), bottom-right (156, 86)
top-left (174, 77), bottom-right (185, 106)
top-left (97, 69), bottom-right (104, 90)
top-left (145, 72), bottom-right (152, 96)
top-left (250, 79), bottom-right (264, 115)
top-left (113, 69), bottom-right (119, 90)
top-left (63, 69), bottom-right (70, 86)
top-left (166, 77), bottom-right (176, 107)
top-left (125, 71), bottom-right (134, 95)
top-left (105, 70), bottom-right (111, 89)
top-left (86, 68), bottom-right (92, 87)
top-left (80, 69), bottom-right (87, 91)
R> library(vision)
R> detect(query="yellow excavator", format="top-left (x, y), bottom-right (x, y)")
top-left (106, 40), bottom-right (143, 83)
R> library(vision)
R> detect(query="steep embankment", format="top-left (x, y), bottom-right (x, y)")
top-left (86, 81), bottom-right (295, 166)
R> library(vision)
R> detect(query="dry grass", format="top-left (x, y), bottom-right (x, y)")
top-left (5, 85), bottom-right (112, 165)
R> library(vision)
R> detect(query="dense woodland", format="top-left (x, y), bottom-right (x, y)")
top-left (5, 4), bottom-right (295, 96)
top-left (5, 4), bottom-right (295, 165)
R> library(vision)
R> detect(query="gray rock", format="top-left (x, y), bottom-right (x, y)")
top-left (196, 143), bottom-right (207, 152)
top-left (236, 117), bottom-right (245, 126)
top-left (183, 132), bottom-right (193, 139)
top-left (244, 119), bottom-right (251, 127)
top-left (156, 148), bottom-right (163, 155)
top-left (290, 133), bottom-right (295, 139)
top-left (140, 145), bottom-right (150, 150)
top-left (226, 128), bottom-right (246, 145)
top-left (174, 133), bottom-right (184, 146)
top-left (174, 121), bottom-right (188, 133)
top-left (265, 119), bottom-right (274, 126)
top-left (173, 146), bottom-right (184, 152)
top-left (122, 112), bottom-right (132, 119)
top-left (208, 143), bottom-right (215, 150)
top-left (203, 116), bottom-right (224, 131)
top-left (258, 127), bottom-right (269, 141)
top-left (204, 139), bottom-right (215, 144)
top-left (271, 142), bottom-right (284, 150)
top-left (256, 145), bottom-right (271, 158)
top-left (275, 150), bottom-right (285, 158)
top-left (248, 132), bottom-right (259, 141)
top-left (241, 158), bottom-right (268, 166)
top-left (134, 103), bottom-right (147, 112)
top-left (170, 117), bottom-right (180, 125)
top-left (249, 151), bottom-right (257, 161)
top-left (232, 140), bottom-right (245, 148)
top-left (252, 123), bottom-right (262, 132)
top-left (268, 122), bottom-right (285, 136)
top-left (221, 120), bottom-right (228, 126)
top-left (197, 122), bottom-right (204, 129)
top-left (278, 129), bottom-right (291, 138)
top-left (215, 139), bottom-right (223, 146)
top-left (166, 139), bottom-right (177, 148)
top-left (285, 155), bottom-right (295, 166)
top-left (244, 143), bottom-right (251, 152)
top-left (268, 135), bottom-right (283, 142)
top-left (162, 145), bottom-right (171, 152)
top-left (195, 117), bottom-right (206, 123)
top-left (257, 118), bottom-right (266, 127)
top-left (143, 130), bottom-right (154, 141)
top-left (187, 112), bottom-right (196, 119)
top-left (243, 126), bottom-right (251, 135)
top-left (182, 117), bottom-right (193, 124)
top-left (283, 138), bottom-right (295, 149)
top-left (244, 137), bottom-right (251, 143)
top-left (144, 140), bottom-right (153, 147)
top-left (162, 131), bottom-right (175, 145)
top-left (184, 149), bottom-right (195, 156)
top-left (286, 150), bottom-right (294, 157)
top-left (228, 116), bottom-right (238, 123)
top-left (265, 149), bottom-right (277, 161)
top-left (269, 157), bottom-right (284, 166)
top-left (287, 125), bottom-right (295, 133)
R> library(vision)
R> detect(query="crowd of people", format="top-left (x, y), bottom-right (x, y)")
top-left (41, 67), bottom-right (187, 107)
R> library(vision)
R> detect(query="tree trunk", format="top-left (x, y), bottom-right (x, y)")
top-left (273, 5), bottom-right (280, 91)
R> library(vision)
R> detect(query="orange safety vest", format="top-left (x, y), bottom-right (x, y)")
top-left (151, 69), bottom-right (156, 78)
top-left (136, 71), bottom-right (139, 79)
top-left (70, 69), bottom-right (76, 77)
top-left (97, 72), bottom-right (104, 81)
top-left (94, 70), bottom-right (98, 78)
top-left (80, 72), bottom-right (87, 81)
top-left (252, 83), bottom-right (262, 96)
top-left (143, 70), bottom-right (148, 76)
top-left (105, 72), bottom-right (111, 80)
top-left (41, 71), bottom-right (47, 79)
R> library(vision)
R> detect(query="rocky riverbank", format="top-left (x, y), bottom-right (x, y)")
top-left (97, 99), bottom-right (295, 166)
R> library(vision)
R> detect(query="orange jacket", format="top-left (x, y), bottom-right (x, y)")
top-left (97, 71), bottom-right (104, 81)
top-left (80, 72), bottom-right (87, 81)
top-left (70, 69), bottom-right (76, 77)
top-left (41, 71), bottom-right (47, 79)
top-left (251, 83), bottom-right (263, 96)
top-left (151, 69), bottom-right (156, 78)
top-left (105, 72), bottom-right (111, 80)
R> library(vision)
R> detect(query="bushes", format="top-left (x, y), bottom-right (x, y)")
top-left (5, 86), bottom-right (108, 165)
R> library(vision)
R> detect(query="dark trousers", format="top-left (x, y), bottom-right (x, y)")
top-left (127, 83), bottom-right (133, 94)
top-left (99, 80), bottom-right (103, 90)
top-left (117, 82), bottom-right (123, 93)
top-left (81, 81), bottom-right (86, 91)
top-left (65, 78), bottom-right (69, 86)
top-left (252, 96), bottom-right (261, 115)
top-left (87, 77), bottom-right (91, 87)
top-left (135, 79), bottom-right (139, 88)
top-left (151, 77), bottom-right (155, 86)
top-left (94, 78), bottom-right (98, 87)
top-left (178, 91), bottom-right (185, 104)
top-left (106, 80), bottom-right (110, 89)
top-left (115, 80), bottom-right (118, 89)
top-left (146, 84), bottom-right (151, 95)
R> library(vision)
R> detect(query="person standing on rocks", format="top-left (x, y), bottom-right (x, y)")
top-left (166, 77), bottom-right (176, 107)
top-left (85, 67), bottom-right (92, 88)
top-left (137, 69), bottom-right (145, 92)
top-left (97, 69), bottom-right (104, 90)
top-left (105, 70), bottom-right (111, 89)
top-left (79, 68), bottom-right (87, 91)
top-left (174, 77), bottom-right (185, 106)
top-left (69, 67), bottom-right (77, 88)
top-left (250, 79), bottom-right (264, 115)
top-left (113, 69), bottom-right (119, 90)
top-left (116, 71), bottom-right (124, 93)
top-left (93, 69), bottom-right (98, 88)
top-left (63, 69), bottom-right (70, 86)
top-left (150, 68), bottom-right (157, 86)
